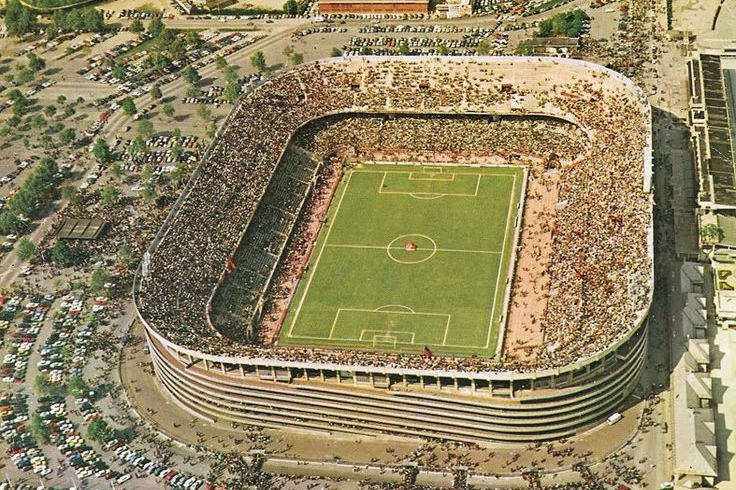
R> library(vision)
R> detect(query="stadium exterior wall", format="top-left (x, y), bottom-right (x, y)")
top-left (134, 56), bottom-right (653, 443)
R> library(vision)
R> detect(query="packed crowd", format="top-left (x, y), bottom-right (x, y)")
top-left (137, 57), bottom-right (650, 374)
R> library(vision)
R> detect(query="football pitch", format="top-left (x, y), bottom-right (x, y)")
top-left (279, 163), bottom-right (525, 358)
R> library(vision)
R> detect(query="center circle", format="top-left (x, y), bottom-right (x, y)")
top-left (386, 234), bottom-right (438, 264)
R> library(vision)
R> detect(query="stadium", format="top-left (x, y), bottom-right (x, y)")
top-left (134, 56), bottom-right (653, 443)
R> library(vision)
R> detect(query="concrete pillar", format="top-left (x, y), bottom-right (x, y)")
top-left (369, 373), bottom-right (374, 388)
top-left (471, 379), bottom-right (476, 394)
top-left (303, 368), bottom-right (309, 380)
top-left (402, 374), bottom-right (408, 387)
top-left (420, 375), bottom-right (425, 388)
top-left (319, 370), bottom-right (325, 382)
top-left (270, 367), bottom-right (276, 381)
top-left (337, 371), bottom-right (342, 384)
top-left (239, 365), bottom-right (244, 377)
top-left (220, 363), bottom-right (226, 374)
top-left (203, 359), bottom-right (210, 371)
top-left (454, 378), bottom-right (459, 390)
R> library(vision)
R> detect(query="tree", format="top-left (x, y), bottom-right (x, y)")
top-left (50, 241), bottom-right (74, 267)
top-left (67, 375), bottom-right (89, 397)
top-left (15, 67), bottom-right (34, 85)
top-left (162, 103), bottom-right (175, 120)
top-left (26, 53), bottom-right (45, 72)
top-left (182, 65), bottom-right (201, 86)
top-left (283, 0), bottom-right (298, 15)
top-left (476, 40), bottom-right (491, 55)
top-left (0, 212), bottom-right (23, 235)
top-left (100, 184), bottom-right (120, 205)
top-left (30, 114), bottom-right (46, 131)
top-left (61, 185), bottom-right (79, 204)
top-left (59, 127), bottom-right (76, 145)
top-left (110, 162), bottom-right (123, 179)
top-left (90, 268), bottom-right (111, 293)
top-left (137, 119), bottom-right (155, 139)
top-left (121, 97), bottom-right (137, 116)
top-left (141, 163), bottom-right (154, 183)
top-left (196, 105), bottom-right (211, 122)
top-left (92, 138), bottom-right (112, 162)
top-left (129, 137), bottom-right (147, 161)
top-left (87, 419), bottom-right (111, 442)
top-left (398, 42), bottom-right (410, 56)
top-left (141, 182), bottom-right (157, 202)
top-left (5, 0), bottom-right (38, 38)
top-left (223, 81), bottom-right (240, 104)
top-left (150, 84), bottom-right (162, 100)
top-left (29, 414), bottom-right (50, 444)
top-left (147, 18), bottom-right (165, 38)
top-left (57, 94), bottom-right (66, 105)
top-left (185, 31), bottom-right (201, 46)
top-left (437, 44), bottom-right (449, 56)
top-left (28, 53), bottom-right (46, 71)
top-left (185, 85), bottom-right (201, 98)
top-left (701, 223), bottom-right (724, 248)
top-left (224, 65), bottom-right (238, 83)
top-left (43, 105), bottom-right (56, 117)
top-left (215, 55), bottom-right (228, 71)
top-left (16, 237), bottom-right (36, 261)
top-left (330, 47), bottom-right (343, 57)
top-left (282, 45), bottom-right (294, 57)
top-left (34, 374), bottom-right (64, 396)
top-left (290, 52), bottom-right (304, 66)
top-left (250, 50), bottom-right (267, 73)
top-left (206, 121), bottom-right (217, 139)
top-left (130, 19), bottom-right (144, 33)
top-left (117, 244), bottom-right (133, 267)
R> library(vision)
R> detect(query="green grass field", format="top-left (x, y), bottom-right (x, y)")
top-left (279, 164), bottom-right (525, 358)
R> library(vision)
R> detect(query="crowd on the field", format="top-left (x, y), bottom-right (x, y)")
top-left (137, 56), bottom-right (650, 373)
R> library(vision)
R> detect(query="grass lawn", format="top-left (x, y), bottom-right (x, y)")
top-left (279, 163), bottom-right (525, 358)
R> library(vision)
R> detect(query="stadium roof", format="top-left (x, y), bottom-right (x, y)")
top-left (696, 54), bottom-right (736, 208)
top-left (56, 218), bottom-right (106, 240)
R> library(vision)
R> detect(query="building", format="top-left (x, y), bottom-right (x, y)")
top-left (135, 56), bottom-right (652, 444)
top-left (317, 0), bottom-right (428, 15)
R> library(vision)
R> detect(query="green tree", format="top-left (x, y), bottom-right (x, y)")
top-left (182, 65), bottom-right (201, 86)
top-left (196, 105), bottom-right (211, 122)
top-left (16, 237), bottom-right (36, 261)
top-left (185, 85), bottom-right (201, 98)
top-left (57, 94), bottom-right (66, 105)
top-left (476, 40), bottom-right (491, 55)
top-left (206, 121), bottom-right (217, 139)
top-left (100, 184), bottom-right (120, 205)
top-left (117, 244), bottom-right (133, 266)
top-left (224, 65), bottom-right (238, 83)
top-left (283, 0), bottom-right (298, 15)
top-left (67, 375), bottom-right (89, 397)
top-left (147, 17), bottom-right (165, 38)
top-left (330, 47), bottom-right (343, 57)
top-left (290, 52), bottom-right (304, 66)
top-left (43, 105), bottom-right (56, 117)
top-left (150, 84), bottom-right (162, 100)
top-left (140, 163), bottom-right (154, 183)
top-left (130, 19), bottom-right (144, 33)
top-left (215, 55), bottom-right (228, 71)
top-left (121, 97), bottom-right (137, 116)
top-left (15, 67), bottom-right (34, 85)
top-left (223, 81), bottom-right (240, 104)
top-left (50, 241), bottom-right (74, 267)
top-left (61, 185), bottom-right (79, 204)
top-left (437, 44), bottom-right (449, 56)
top-left (398, 42), bottom-right (410, 56)
top-left (87, 419), bottom-right (111, 442)
top-left (0, 212), bottom-right (23, 235)
top-left (162, 103), bottom-right (175, 119)
top-left (92, 138), bottom-right (112, 162)
top-left (30, 114), bottom-right (46, 131)
top-left (250, 50), bottom-right (267, 73)
top-left (701, 223), bottom-right (725, 248)
top-left (59, 127), bottom-right (76, 145)
top-left (137, 119), bottom-right (154, 139)
top-left (90, 268), bottom-right (111, 293)
top-left (110, 162), bottom-right (123, 179)
top-left (141, 182), bottom-right (157, 202)
top-left (63, 105), bottom-right (76, 118)
top-left (129, 136), bottom-right (147, 161)
top-left (29, 414), bottom-right (50, 444)
top-left (34, 374), bottom-right (64, 396)
top-left (26, 53), bottom-right (45, 72)
top-left (5, 0), bottom-right (38, 38)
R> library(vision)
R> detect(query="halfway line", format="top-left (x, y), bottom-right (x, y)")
top-left (326, 244), bottom-right (503, 255)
